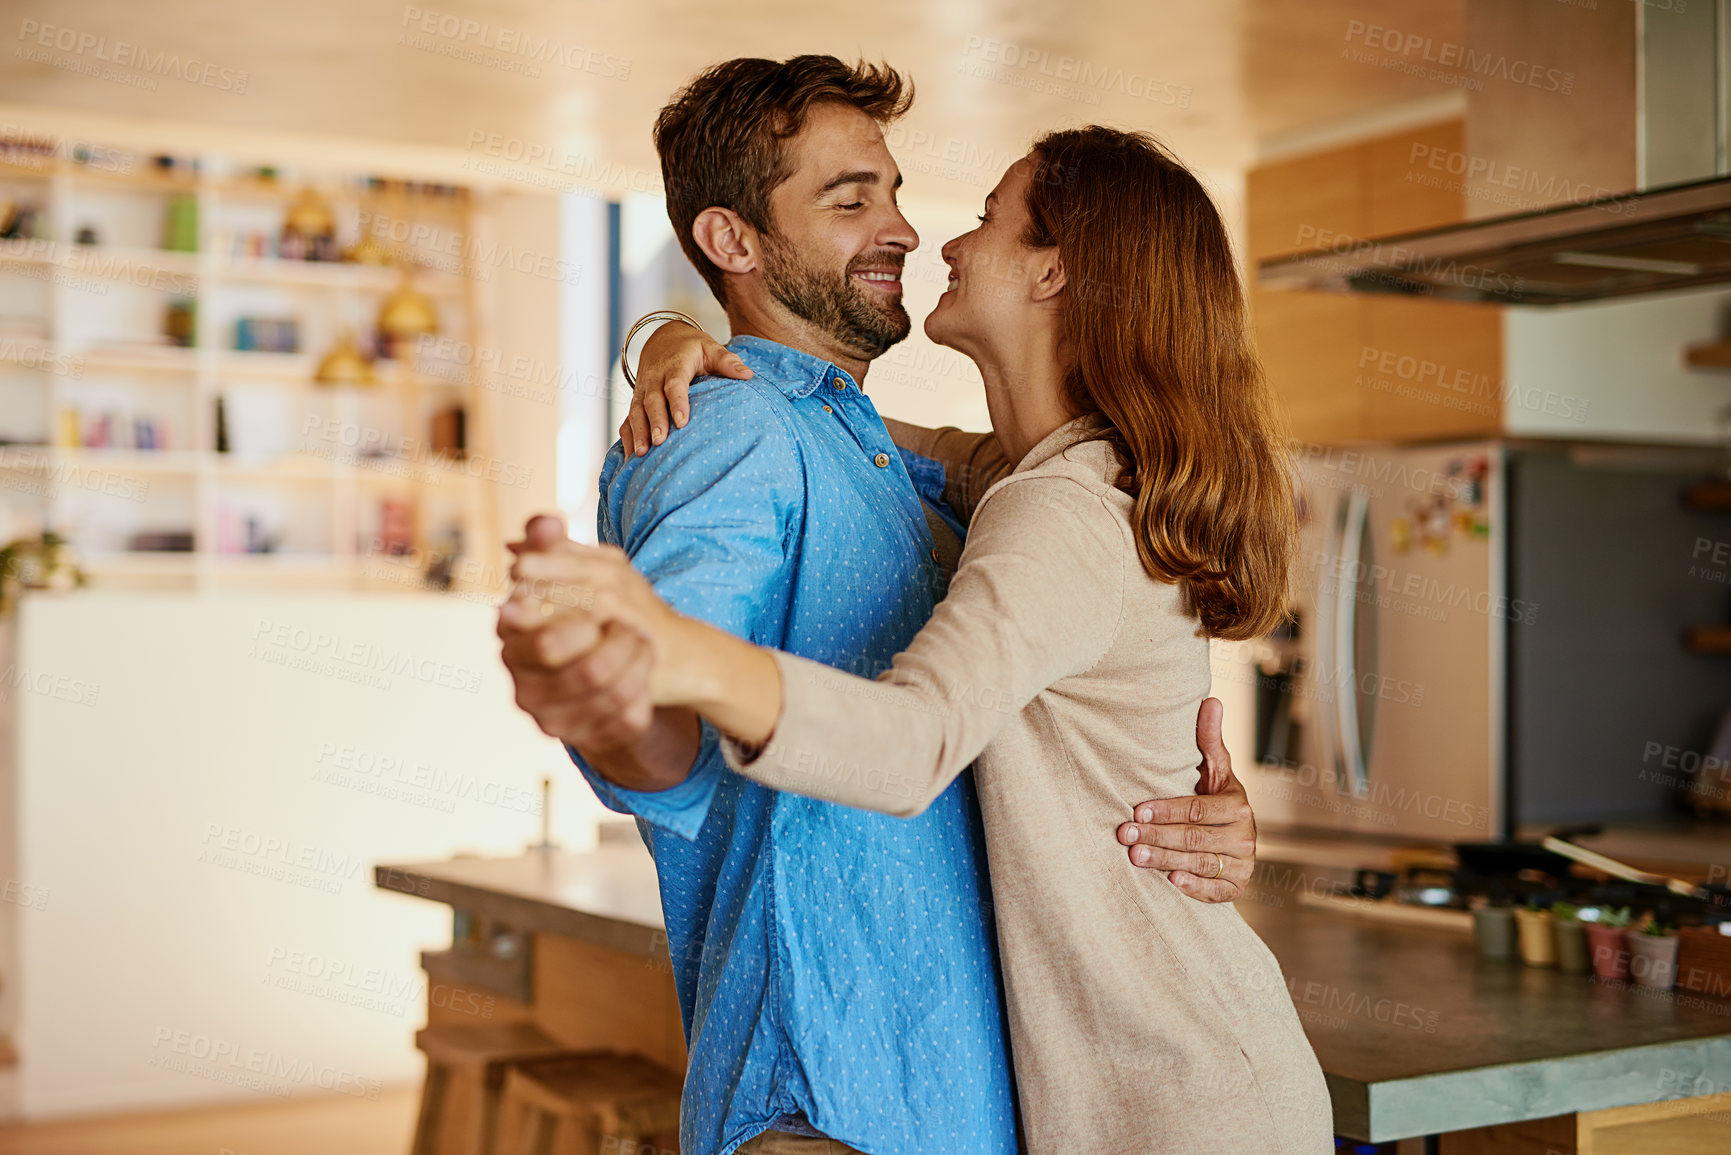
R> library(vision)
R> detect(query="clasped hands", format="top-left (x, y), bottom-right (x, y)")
top-left (497, 513), bottom-right (691, 752)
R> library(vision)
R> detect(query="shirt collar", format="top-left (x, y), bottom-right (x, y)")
top-left (1013, 414), bottom-right (1115, 474)
top-left (725, 334), bottom-right (855, 400)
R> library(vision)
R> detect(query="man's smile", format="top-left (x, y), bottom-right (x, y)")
top-left (851, 268), bottom-right (903, 293)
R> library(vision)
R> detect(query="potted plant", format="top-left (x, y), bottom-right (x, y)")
top-left (1471, 901), bottom-right (1516, 961)
top-left (1552, 903), bottom-right (1590, 974)
top-left (1515, 903), bottom-right (1557, 967)
top-left (1627, 918), bottom-right (1680, 990)
top-left (1586, 907), bottom-right (1632, 981)
top-left (0, 531), bottom-right (85, 614)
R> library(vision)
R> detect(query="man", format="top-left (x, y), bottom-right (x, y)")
top-left (498, 56), bottom-right (1260, 1155)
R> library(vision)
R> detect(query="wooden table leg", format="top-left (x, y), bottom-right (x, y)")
top-left (410, 1062), bottom-right (448, 1155)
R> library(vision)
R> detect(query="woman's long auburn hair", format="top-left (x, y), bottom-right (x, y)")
top-left (1021, 126), bottom-right (1296, 641)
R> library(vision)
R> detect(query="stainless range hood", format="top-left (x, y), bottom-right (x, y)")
top-left (1258, 176), bottom-right (1731, 306)
top-left (1259, 2), bottom-right (1731, 306)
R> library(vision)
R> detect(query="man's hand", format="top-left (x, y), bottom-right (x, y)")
top-left (1117, 697), bottom-right (1258, 902)
top-left (620, 320), bottom-right (752, 456)
top-left (498, 514), bottom-right (656, 751)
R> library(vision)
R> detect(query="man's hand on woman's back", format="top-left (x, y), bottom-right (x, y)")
top-left (1117, 697), bottom-right (1259, 902)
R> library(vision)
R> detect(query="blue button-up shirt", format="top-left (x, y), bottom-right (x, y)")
top-left (570, 335), bottom-right (1018, 1155)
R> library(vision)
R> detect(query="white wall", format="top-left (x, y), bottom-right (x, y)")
top-left (557, 193), bottom-right (614, 539)
top-left (12, 591), bottom-right (601, 1120)
top-left (483, 189), bottom-right (567, 546)
top-left (1504, 286), bottom-right (1731, 443)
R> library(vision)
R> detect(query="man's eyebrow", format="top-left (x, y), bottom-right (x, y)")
top-left (818, 169), bottom-right (890, 195)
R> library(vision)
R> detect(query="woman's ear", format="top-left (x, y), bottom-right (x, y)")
top-left (1031, 248), bottom-right (1067, 304)
top-left (691, 208), bottom-right (758, 277)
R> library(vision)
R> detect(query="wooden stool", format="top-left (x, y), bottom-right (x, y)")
top-left (412, 1021), bottom-right (585, 1155)
top-left (497, 1053), bottom-right (683, 1155)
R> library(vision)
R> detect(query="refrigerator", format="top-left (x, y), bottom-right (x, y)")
top-left (1241, 440), bottom-right (1731, 842)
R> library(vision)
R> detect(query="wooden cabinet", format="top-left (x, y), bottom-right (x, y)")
top-left (1248, 120), bottom-right (1504, 446)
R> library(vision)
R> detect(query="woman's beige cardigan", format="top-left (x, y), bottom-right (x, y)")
top-left (722, 417), bottom-right (1333, 1153)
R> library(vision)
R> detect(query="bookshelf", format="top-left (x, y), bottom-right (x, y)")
top-left (0, 144), bottom-right (504, 596)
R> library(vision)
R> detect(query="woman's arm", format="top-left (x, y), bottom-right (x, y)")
top-left (521, 476), bottom-right (1126, 817)
top-left (722, 476), bottom-right (1124, 815)
top-left (620, 320), bottom-right (751, 456)
top-left (880, 418), bottom-right (1015, 526)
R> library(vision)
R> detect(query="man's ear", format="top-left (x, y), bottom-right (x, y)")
top-left (691, 207), bottom-right (759, 277)
top-left (1031, 247), bottom-right (1067, 303)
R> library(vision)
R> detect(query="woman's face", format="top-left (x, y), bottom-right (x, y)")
top-left (924, 157), bottom-right (1051, 358)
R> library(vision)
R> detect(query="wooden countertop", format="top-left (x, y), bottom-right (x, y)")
top-left (375, 843), bottom-right (665, 959)
top-left (376, 841), bottom-right (1731, 1143)
top-left (1237, 890), bottom-right (1731, 1141)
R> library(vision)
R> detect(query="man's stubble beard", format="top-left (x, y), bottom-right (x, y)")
top-left (761, 235), bottom-right (911, 361)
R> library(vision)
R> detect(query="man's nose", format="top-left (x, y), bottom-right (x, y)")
top-left (878, 205), bottom-right (919, 253)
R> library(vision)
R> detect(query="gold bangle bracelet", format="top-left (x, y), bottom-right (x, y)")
top-left (620, 309), bottom-right (707, 389)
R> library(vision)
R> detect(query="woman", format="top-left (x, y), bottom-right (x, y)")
top-left (526, 127), bottom-right (1332, 1152)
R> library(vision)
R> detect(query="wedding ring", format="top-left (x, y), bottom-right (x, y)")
top-left (1208, 852), bottom-right (1224, 880)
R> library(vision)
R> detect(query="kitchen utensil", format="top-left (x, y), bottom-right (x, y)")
top-left (1539, 836), bottom-right (1711, 900)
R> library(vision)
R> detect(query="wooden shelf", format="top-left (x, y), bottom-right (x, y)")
top-left (211, 455), bottom-right (337, 483)
top-left (0, 243), bottom-right (56, 267)
top-left (1684, 627), bottom-right (1731, 654)
top-left (223, 257), bottom-right (395, 290)
top-left (1683, 480), bottom-right (1731, 511)
top-left (0, 447), bottom-right (202, 475)
top-left (1685, 341), bottom-right (1731, 370)
top-left (215, 177), bottom-right (470, 217)
top-left (206, 552), bottom-right (344, 572)
top-left (0, 141), bottom-right (499, 595)
top-left (80, 552), bottom-right (199, 576)
top-left (77, 346), bottom-right (199, 374)
top-left (0, 156), bottom-right (55, 181)
top-left (68, 164), bottom-right (200, 193)
top-left (63, 245), bottom-right (201, 281)
top-left (0, 447), bottom-right (53, 473)
top-left (60, 449), bottom-right (202, 475)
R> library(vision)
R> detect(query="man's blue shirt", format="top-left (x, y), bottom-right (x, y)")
top-left (569, 335), bottom-right (1018, 1155)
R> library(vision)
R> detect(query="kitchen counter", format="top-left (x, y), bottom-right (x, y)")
top-left (1239, 887), bottom-right (1731, 1141)
top-left (376, 841), bottom-right (665, 958)
top-left (377, 843), bottom-right (1731, 1145)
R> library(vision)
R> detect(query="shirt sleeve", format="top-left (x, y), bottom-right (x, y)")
top-left (721, 474), bottom-right (1125, 817)
top-left (567, 381), bottom-right (805, 839)
top-left (880, 418), bottom-right (1015, 526)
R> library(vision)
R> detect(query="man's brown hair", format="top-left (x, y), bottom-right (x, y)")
top-left (653, 56), bottom-right (913, 302)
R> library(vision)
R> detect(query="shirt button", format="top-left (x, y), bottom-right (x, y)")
top-left (823, 404), bottom-right (833, 414)
top-left (873, 452), bottom-right (890, 468)
top-left (833, 376), bottom-right (847, 390)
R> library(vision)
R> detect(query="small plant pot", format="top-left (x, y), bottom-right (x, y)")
top-left (1553, 919), bottom-right (1590, 974)
top-left (1473, 906), bottom-right (1516, 960)
top-left (1628, 933), bottom-right (1680, 990)
top-left (1515, 908), bottom-right (1556, 967)
top-left (1586, 923), bottom-right (1630, 981)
